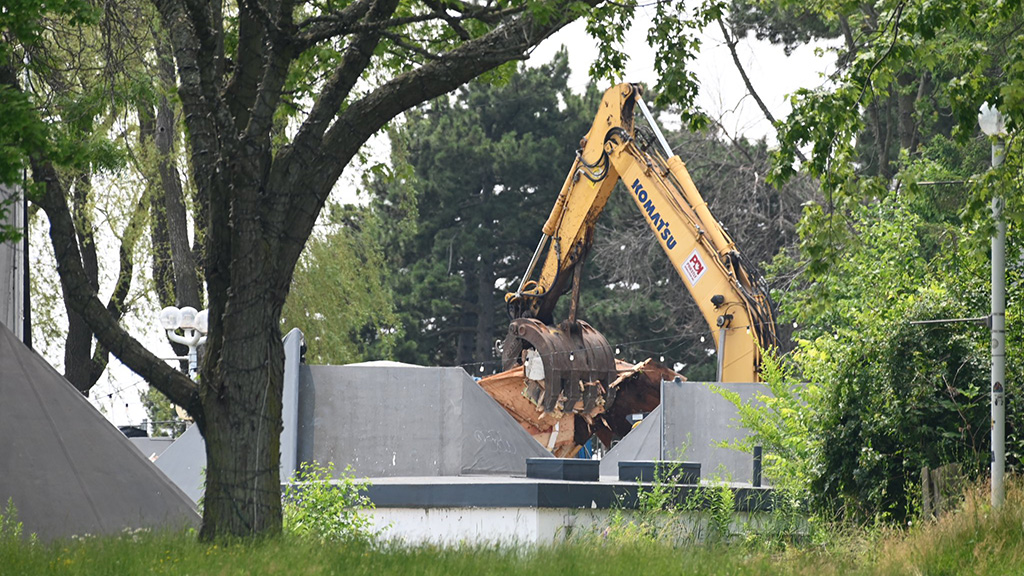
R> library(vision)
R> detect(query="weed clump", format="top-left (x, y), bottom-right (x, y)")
top-left (282, 461), bottom-right (378, 543)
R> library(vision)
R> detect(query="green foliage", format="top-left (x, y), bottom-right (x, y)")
top-left (711, 349), bottom-right (821, 497)
top-left (282, 462), bottom-right (377, 544)
top-left (596, 465), bottom-right (739, 545)
top-left (586, 0), bottom-right (731, 127)
top-left (584, 1), bottom-right (635, 84)
top-left (743, 0), bottom-right (1022, 523)
top-left (139, 386), bottom-right (187, 437)
top-left (646, 0), bottom-right (723, 127)
top-left (701, 478), bottom-right (737, 544)
top-left (0, 85), bottom-right (44, 191)
top-left (770, 195), bottom-right (1002, 523)
top-left (281, 208), bottom-right (401, 365)
top-left (767, 0), bottom-right (1021, 272)
top-left (0, 499), bottom-right (27, 544)
top-left (0, 0), bottom-right (98, 185)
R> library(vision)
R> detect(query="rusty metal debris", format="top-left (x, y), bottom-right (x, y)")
top-left (479, 354), bottom-right (678, 457)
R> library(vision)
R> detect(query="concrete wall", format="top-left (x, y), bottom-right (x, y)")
top-left (663, 380), bottom-right (768, 483)
top-left (601, 380), bottom-right (768, 484)
top-left (297, 363), bottom-right (550, 478)
top-left (367, 506), bottom-right (782, 545)
top-left (0, 183), bottom-right (23, 339)
top-left (367, 507), bottom-right (599, 545)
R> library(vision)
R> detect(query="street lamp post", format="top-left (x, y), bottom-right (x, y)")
top-left (158, 306), bottom-right (209, 377)
top-left (979, 103), bottom-right (1006, 508)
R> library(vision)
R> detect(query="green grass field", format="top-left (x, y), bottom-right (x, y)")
top-left (3, 480), bottom-right (1023, 575)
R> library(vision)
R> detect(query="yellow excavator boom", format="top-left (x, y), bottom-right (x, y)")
top-left (503, 83), bottom-right (777, 388)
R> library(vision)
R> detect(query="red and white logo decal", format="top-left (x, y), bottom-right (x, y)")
top-left (682, 249), bottom-right (707, 286)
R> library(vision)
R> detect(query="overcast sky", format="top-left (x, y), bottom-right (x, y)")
top-left (528, 14), bottom-right (837, 143)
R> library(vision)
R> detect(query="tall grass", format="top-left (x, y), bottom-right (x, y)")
top-left (0, 532), bottom-right (783, 576)
top-left (2, 478), bottom-right (1023, 576)
top-left (873, 478), bottom-right (1024, 575)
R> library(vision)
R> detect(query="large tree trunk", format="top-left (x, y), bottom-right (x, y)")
top-left (197, 132), bottom-right (291, 538)
top-left (897, 71), bottom-right (919, 152)
top-left (200, 304), bottom-right (284, 538)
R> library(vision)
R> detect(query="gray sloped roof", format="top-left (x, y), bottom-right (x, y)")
top-left (0, 324), bottom-right (199, 541)
top-left (151, 423), bottom-right (206, 503)
top-left (128, 436), bottom-right (175, 460)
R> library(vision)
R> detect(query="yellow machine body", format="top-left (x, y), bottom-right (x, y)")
top-left (505, 83), bottom-right (777, 384)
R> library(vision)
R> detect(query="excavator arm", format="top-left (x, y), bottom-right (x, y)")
top-left (503, 83), bottom-right (777, 398)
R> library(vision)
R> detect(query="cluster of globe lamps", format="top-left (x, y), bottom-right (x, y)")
top-left (157, 306), bottom-right (209, 376)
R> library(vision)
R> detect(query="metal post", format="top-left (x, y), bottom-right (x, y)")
top-left (22, 174), bottom-right (30, 349)
top-left (752, 445), bottom-right (763, 488)
top-left (515, 234), bottom-right (549, 296)
top-left (188, 344), bottom-right (198, 377)
top-left (659, 378), bottom-right (665, 461)
top-left (991, 138), bottom-right (1006, 508)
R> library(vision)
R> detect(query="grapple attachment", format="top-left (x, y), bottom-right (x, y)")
top-left (501, 318), bottom-right (616, 415)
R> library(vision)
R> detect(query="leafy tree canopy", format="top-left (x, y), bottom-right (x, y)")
top-left (762, 0), bottom-right (1022, 275)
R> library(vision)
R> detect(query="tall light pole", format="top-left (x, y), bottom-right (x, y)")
top-left (158, 306), bottom-right (209, 377)
top-left (979, 103), bottom-right (1006, 508)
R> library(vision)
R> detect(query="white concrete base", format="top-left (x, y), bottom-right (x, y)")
top-left (368, 507), bottom-right (609, 545)
top-left (367, 506), bottom-right (790, 545)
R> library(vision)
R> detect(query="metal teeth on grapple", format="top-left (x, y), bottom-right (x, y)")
top-left (501, 318), bottom-right (615, 414)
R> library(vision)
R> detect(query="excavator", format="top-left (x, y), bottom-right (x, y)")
top-left (495, 83), bottom-right (778, 437)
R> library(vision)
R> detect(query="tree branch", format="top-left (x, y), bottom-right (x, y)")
top-left (280, 0), bottom-right (403, 201)
top-left (152, 0), bottom-right (234, 197)
top-left (242, 2), bottom-right (298, 143)
top-left (224, 6), bottom-right (267, 130)
top-left (294, 0), bottom-right (376, 50)
top-left (717, 16), bottom-right (807, 163)
top-left (382, 31), bottom-right (442, 60)
top-left (421, 0), bottom-right (471, 40)
top-left (277, 0), bottom-right (589, 274)
top-left (33, 157), bottom-right (202, 421)
top-left (295, 2), bottom-right (518, 50)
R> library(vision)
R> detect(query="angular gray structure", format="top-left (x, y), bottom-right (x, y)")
top-left (600, 380), bottom-right (768, 483)
top-left (128, 436), bottom-right (175, 460)
top-left (298, 363), bottom-right (551, 478)
top-left (598, 404), bottom-right (662, 477)
top-left (150, 424), bottom-right (206, 504)
top-left (0, 183), bottom-right (23, 339)
top-left (151, 333), bottom-right (547, 502)
top-left (0, 324), bottom-right (199, 541)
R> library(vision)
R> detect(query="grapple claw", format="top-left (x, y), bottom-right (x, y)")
top-left (501, 318), bottom-right (615, 414)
